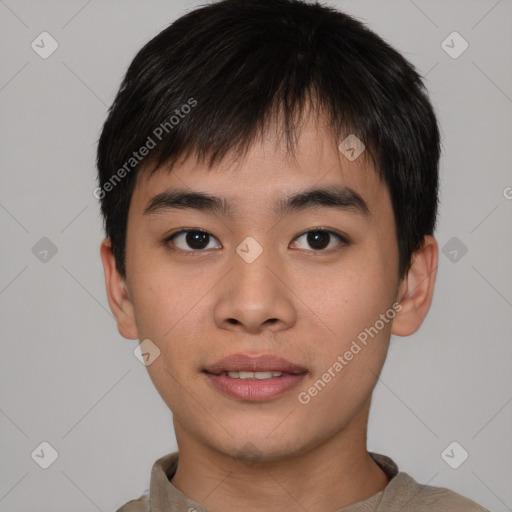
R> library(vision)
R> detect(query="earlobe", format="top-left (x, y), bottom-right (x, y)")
top-left (99, 238), bottom-right (139, 340)
top-left (391, 235), bottom-right (438, 337)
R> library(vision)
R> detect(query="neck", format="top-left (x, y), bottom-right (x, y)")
top-left (170, 405), bottom-right (389, 512)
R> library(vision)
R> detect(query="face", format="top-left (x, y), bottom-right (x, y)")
top-left (120, 114), bottom-right (403, 462)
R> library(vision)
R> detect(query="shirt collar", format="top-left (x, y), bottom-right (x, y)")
top-left (148, 451), bottom-right (399, 512)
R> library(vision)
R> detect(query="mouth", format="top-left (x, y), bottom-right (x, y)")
top-left (209, 370), bottom-right (295, 379)
top-left (203, 353), bottom-right (308, 402)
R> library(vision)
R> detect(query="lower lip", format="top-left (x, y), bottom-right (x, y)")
top-left (205, 372), bottom-right (306, 402)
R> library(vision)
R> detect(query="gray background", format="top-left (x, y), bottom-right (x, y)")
top-left (1, 0), bottom-right (511, 511)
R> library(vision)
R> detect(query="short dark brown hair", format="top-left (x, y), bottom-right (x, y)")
top-left (96, 0), bottom-right (441, 279)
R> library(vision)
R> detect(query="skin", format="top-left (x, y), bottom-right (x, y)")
top-left (101, 111), bottom-right (438, 512)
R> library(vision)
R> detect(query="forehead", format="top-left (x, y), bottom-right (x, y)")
top-left (130, 115), bottom-right (388, 221)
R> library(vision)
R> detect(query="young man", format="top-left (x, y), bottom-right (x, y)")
top-left (96, 0), bottom-right (489, 510)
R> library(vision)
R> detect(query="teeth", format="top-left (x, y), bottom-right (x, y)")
top-left (225, 371), bottom-right (284, 379)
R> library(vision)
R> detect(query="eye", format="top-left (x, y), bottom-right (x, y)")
top-left (166, 229), bottom-right (221, 252)
top-left (290, 229), bottom-right (348, 252)
top-left (165, 228), bottom-right (348, 254)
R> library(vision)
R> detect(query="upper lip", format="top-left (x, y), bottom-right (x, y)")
top-left (204, 354), bottom-right (307, 375)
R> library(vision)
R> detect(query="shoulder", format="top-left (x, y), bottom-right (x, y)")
top-left (114, 451), bottom-right (179, 512)
top-left (115, 490), bottom-right (150, 512)
top-left (386, 472), bottom-right (490, 511)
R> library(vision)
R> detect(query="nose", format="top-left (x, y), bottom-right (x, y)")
top-left (213, 242), bottom-right (297, 334)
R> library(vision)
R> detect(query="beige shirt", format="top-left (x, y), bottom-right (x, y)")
top-left (116, 452), bottom-right (490, 512)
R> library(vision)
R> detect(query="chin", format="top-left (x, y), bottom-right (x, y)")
top-left (208, 425), bottom-right (315, 464)
top-left (229, 439), bottom-right (299, 464)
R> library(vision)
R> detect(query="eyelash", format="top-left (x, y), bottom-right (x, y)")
top-left (163, 228), bottom-right (349, 255)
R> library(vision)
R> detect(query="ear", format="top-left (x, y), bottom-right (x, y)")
top-left (100, 238), bottom-right (139, 340)
top-left (391, 235), bottom-right (438, 337)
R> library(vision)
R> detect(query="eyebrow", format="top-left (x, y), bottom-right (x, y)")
top-left (143, 185), bottom-right (370, 219)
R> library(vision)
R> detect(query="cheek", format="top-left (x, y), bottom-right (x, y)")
top-left (129, 267), bottom-right (202, 409)
top-left (128, 257), bottom-right (211, 379)
top-left (299, 270), bottom-right (395, 415)
top-left (130, 277), bottom-right (171, 339)
top-left (128, 244), bottom-right (201, 337)
top-left (304, 255), bottom-right (395, 345)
